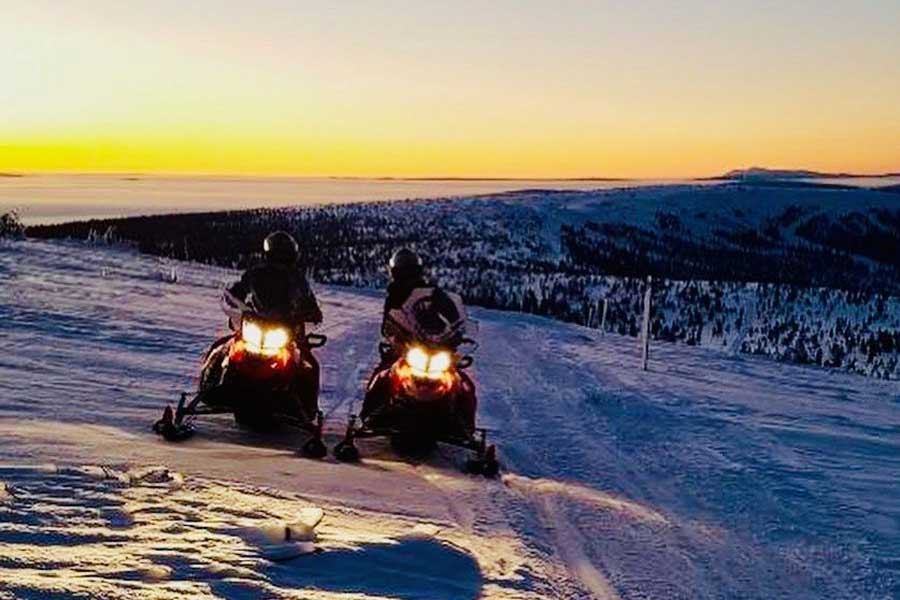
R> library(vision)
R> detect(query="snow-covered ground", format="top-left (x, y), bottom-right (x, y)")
top-left (1, 239), bottom-right (899, 599)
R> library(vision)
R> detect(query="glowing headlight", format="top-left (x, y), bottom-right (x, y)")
top-left (406, 347), bottom-right (429, 375)
top-left (241, 322), bottom-right (289, 355)
top-left (263, 327), bottom-right (289, 351)
top-left (405, 347), bottom-right (452, 379)
top-left (242, 321), bottom-right (263, 348)
top-left (427, 351), bottom-right (451, 375)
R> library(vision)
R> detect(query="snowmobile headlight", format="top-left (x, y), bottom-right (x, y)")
top-left (427, 351), bottom-right (451, 376)
top-left (262, 327), bottom-right (289, 352)
top-left (406, 347), bottom-right (429, 376)
top-left (242, 321), bottom-right (264, 349)
top-left (405, 347), bottom-right (452, 379)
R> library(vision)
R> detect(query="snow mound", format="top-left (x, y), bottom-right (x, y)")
top-left (0, 464), bottom-right (490, 599)
top-left (233, 506), bottom-right (324, 561)
top-left (0, 464), bottom-right (329, 596)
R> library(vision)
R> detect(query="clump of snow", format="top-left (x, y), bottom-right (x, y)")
top-left (73, 464), bottom-right (131, 484)
top-left (167, 470), bottom-right (185, 490)
top-left (234, 506), bottom-right (323, 561)
top-left (408, 523), bottom-right (443, 538)
top-left (125, 465), bottom-right (182, 487)
top-left (137, 564), bottom-right (173, 582)
top-left (59, 464), bottom-right (185, 489)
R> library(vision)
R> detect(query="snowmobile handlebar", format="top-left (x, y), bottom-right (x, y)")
top-left (305, 333), bottom-right (327, 348)
top-left (456, 338), bottom-right (477, 370)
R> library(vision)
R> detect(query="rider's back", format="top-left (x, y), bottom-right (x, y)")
top-left (229, 263), bottom-right (322, 325)
top-left (383, 276), bottom-right (428, 318)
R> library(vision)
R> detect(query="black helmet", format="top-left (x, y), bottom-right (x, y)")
top-left (263, 231), bottom-right (299, 266)
top-left (389, 248), bottom-right (423, 281)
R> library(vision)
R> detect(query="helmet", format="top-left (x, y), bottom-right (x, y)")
top-left (263, 231), bottom-right (299, 266)
top-left (388, 248), bottom-right (423, 281)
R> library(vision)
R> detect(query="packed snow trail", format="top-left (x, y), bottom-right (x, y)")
top-left (1, 239), bottom-right (898, 599)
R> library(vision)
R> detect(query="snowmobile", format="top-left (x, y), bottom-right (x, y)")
top-left (333, 288), bottom-right (499, 476)
top-left (153, 307), bottom-right (328, 458)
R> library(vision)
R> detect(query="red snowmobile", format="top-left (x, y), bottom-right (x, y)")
top-left (153, 307), bottom-right (328, 458)
top-left (333, 288), bottom-right (499, 476)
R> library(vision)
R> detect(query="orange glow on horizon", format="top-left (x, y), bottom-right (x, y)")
top-left (2, 2), bottom-right (898, 179)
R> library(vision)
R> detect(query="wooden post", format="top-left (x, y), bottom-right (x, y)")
top-left (600, 299), bottom-right (608, 335)
top-left (641, 276), bottom-right (652, 371)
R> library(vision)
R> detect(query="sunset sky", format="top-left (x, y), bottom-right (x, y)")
top-left (2, 0), bottom-right (898, 178)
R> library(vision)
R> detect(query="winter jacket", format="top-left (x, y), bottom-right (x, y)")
top-left (382, 276), bottom-right (428, 324)
top-left (227, 263), bottom-right (323, 326)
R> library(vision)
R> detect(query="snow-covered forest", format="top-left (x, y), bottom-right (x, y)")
top-left (27, 182), bottom-right (900, 378)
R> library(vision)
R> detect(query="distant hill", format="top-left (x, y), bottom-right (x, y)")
top-left (704, 167), bottom-right (900, 181)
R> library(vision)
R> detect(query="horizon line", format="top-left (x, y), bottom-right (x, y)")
top-left (3, 168), bottom-right (900, 181)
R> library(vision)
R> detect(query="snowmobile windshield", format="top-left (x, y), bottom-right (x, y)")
top-left (384, 287), bottom-right (467, 348)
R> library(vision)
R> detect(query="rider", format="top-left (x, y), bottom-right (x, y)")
top-left (214, 231), bottom-right (323, 419)
top-left (224, 231), bottom-right (323, 327)
top-left (373, 247), bottom-right (444, 373)
top-left (361, 248), bottom-right (475, 431)
top-left (382, 248), bottom-right (427, 338)
top-left (361, 248), bottom-right (426, 419)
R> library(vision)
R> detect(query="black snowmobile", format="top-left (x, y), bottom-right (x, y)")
top-left (333, 288), bottom-right (499, 476)
top-left (153, 308), bottom-right (328, 458)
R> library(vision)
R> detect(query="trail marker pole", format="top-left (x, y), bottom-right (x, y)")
top-left (641, 276), bottom-right (652, 371)
top-left (600, 299), bottom-right (608, 335)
